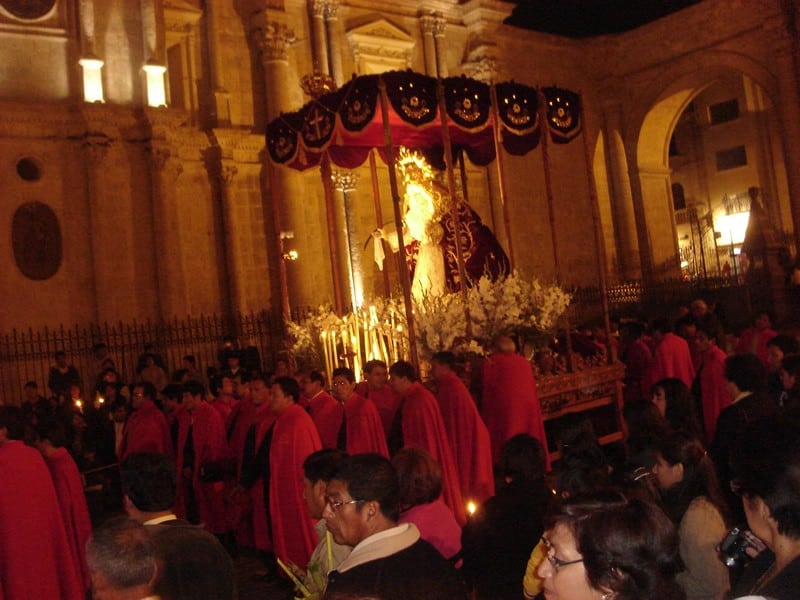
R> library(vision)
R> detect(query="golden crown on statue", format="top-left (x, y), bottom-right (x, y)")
top-left (397, 147), bottom-right (434, 192)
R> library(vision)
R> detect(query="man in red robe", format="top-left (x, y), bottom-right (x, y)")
top-left (210, 374), bottom-right (238, 423)
top-left (431, 352), bottom-right (495, 504)
top-left (331, 366), bottom-right (389, 456)
top-left (620, 321), bottom-right (654, 403)
top-left (480, 337), bottom-right (550, 471)
top-left (302, 369), bottom-right (344, 449)
top-left (120, 381), bottom-right (173, 460)
top-left (388, 360), bottom-right (467, 526)
top-left (356, 360), bottom-right (403, 437)
top-left (694, 323), bottom-right (732, 441)
top-left (268, 376), bottom-right (323, 570)
top-left (647, 318), bottom-right (696, 390)
top-left (175, 380), bottom-right (230, 535)
top-left (235, 372), bottom-right (278, 552)
top-left (735, 310), bottom-right (777, 368)
top-left (35, 420), bottom-right (93, 593)
top-left (0, 406), bottom-right (83, 600)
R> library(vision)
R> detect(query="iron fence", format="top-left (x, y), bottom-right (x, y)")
top-left (0, 312), bottom-right (284, 405)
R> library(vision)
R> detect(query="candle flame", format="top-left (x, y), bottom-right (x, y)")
top-left (467, 501), bottom-right (477, 515)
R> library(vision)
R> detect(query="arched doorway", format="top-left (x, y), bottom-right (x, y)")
top-left (631, 60), bottom-right (792, 281)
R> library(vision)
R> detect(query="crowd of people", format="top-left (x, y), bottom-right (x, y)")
top-left (2, 300), bottom-right (800, 600)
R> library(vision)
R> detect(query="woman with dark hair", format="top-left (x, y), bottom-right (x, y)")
top-left (653, 433), bottom-right (730, 599)
top-left (391, 446), bottom-right (461, 562)
top-left (778, 354), bottom-right (800, 413)
top-left (653, 378), bottom-right (703, 440)
top-left (537, 490), bottom-right (685, 600)
top-left (727, 415), bottom-right (800, 600)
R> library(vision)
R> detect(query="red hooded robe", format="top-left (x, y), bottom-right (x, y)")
top-left (0, 440), bottom-right (83, 600)
top-left (343, 393), bottom-right (389, 457)
top-left (698, 344), bottom-right (733, 441)
top-left (308, 390), bottom-right (344, 449)
top-left (269, 402), bottom-right (322, 569)
top-left (435, 371), bottom-right (495, 503)
top-left (45, 447), bottom-right (93, 591)
top-left (355, 381), bottom-right (403, 437)
top-left (120, 399), bottom-right (174, 460)
top-left (400, 381), bottom-right (467, 526)
top-left (481, 351), bottom-right (551, 471)
top-left (175, 401), bottom-right (230, 533)
top-left (648, 332), bottom-right (696, 390)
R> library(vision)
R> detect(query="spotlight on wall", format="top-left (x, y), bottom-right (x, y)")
top-left (143, 59), bottom-right (167, 108)
top-left (79, 55), bottom-right (105, 103)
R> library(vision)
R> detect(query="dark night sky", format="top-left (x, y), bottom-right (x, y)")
top-left (504, 0), bottom-right (703, 38)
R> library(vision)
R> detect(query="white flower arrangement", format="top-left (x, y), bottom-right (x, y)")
top-left (286, 272), bottom-right (570, 367)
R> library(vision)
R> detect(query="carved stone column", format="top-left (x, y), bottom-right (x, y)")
top-left (602, 103), bottom-right (641, 280)
top-left (149, 145), bottom-right (186, 319)
top-left (419, 13), bottom-right (437, 76)
top-left (219, 164), bottom-right (244, 315)
top-left (324, 0), bottom-right (344, 87)
top-left (332, 170), bottom-right (362, 309)
top-left (311, 0), bottom-right (330, 75)
top-left (433, 14), bottom-right (448, 77)
top-left (81, 135), bottom-right (112, 322)
top-left (252, 16), bottom-right (308, 314)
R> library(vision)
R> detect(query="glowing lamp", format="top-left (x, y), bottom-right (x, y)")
top-left (143, 60), bottom-right (168, 108)
top-left (466, 500), bottom-right (478, 516)
top-left (78, 56), bottom-right (105, 103)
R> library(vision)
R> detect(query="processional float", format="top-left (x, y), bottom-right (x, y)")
top-left (265, 70), bottom-right (611, 369)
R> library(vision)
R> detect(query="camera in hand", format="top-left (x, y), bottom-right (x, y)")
top-left (718, 526), bottom-right (756, 569)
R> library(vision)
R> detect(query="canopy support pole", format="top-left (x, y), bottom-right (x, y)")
top-left (489, 83), bottom-right (517, 270)
top-left (579, 95), bottom-right (615, 363)
top-left (369, 149), bottom-right (392, 298)
top-left (538, 90), bottom-right (574, 364)
top-left (379, 78), bottom-right (419, 367)
top-left (321, 152), bottom-right (345, 314)
top-left (268, 161), bottom-right (291, 321)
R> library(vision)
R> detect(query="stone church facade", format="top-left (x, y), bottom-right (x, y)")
top-left (0, 0), bottom-right (798, 333)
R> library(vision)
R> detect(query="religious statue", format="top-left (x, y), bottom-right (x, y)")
top-left (372, 149), bottom-right (510, 301)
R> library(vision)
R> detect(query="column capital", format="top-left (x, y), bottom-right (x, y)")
top-left (221, 164), bottom-right (238, 185)
top-left (323, 0), bottom-right (339, 21)
top-left (252, 21), bottom-right (296, 63)
top-left (311, 0), bottom-right (326, 18)
top-left (331, 170), bottom-right (358, 192)
top-left (419, 14), bottom-right (436, 35)
top-left (433, 15), bottom-right (446, 37)
top-left (149, 145), bottom-right (184, 179)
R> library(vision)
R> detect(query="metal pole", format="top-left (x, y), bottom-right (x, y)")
top-left (268, 161), bottom-right (291, 321)
top-left (369, 150), bottom-right (392, 297)
top-left (538, 90), bottom-right (574, 363)
top-left (489, 83), bottom-right (517, 270)
top-left (378, 78), bottom-right (419, 367)
top-left (320, 152), bottom-right (345, 314)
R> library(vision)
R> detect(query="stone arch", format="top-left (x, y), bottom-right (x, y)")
top-left (625, 50), bottom-right (785, 278)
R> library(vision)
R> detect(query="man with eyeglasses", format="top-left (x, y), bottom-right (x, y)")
top-left (331, 366), bottom-right (388, 456)
top-left (324, 453), bottom-right (467, 599)
top-left (119, 381), bottom-right (173, 461)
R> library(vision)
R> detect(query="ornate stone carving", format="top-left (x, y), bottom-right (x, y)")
top-left (220, 164), bottom-right (238, 185)
top-left (419, 14), bottom-right (435, 35)
top-left (311, 0), bottom-right (326, 18)
top-left (323, 0), bottom-right (339, 21)
top-left (149, 146), bottom-right (184, 179)
top-left (433, 15), bottom-right (446, 37)
top-left (253, 22), bottom-right (296, 62)
top-left (462, 56), bottom-right (499, 83)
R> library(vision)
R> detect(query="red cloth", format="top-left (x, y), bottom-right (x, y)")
top-left (481, 352), bottom-right (550, 471)
top-left (227, 397), bottom-right (256, 468)
top-left (175, 401), bottom-right (231, 533)
top-left (356, 381), bottom-right (403, 437)
top-left (435, 371), bottom-right (495, 503)
top-left (0, 441), bottom-right (83, 600)
top-left (648, 332), bottom-right (696, 390)
top-left (250, 408), bottom-right (278, 551)
top-left (735, 327), bottom-right (777, 367)
top-left (623, 338), bottom-right (654, 403)
top-left (120, 399), bottom-right (173, 460)
top-left (45, 447), bottom-right (93, 591)
top-left (343, 393), bottom-right (389, 457)
top-left (308, 390), bottom-right (344, 449)
top-left (401, 382), bottom-right (467, 526)
top-left (269, 403), bottom-right (322, 569)
top-left (698, 345), bottom-right (733, 441)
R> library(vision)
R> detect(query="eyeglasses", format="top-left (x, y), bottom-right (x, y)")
top-left (332, 381), bottom-right (349, 387)
top-left (325, 496), bottom-right (362, 511)
top-left (541, 537), bottom-right (584, 572)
